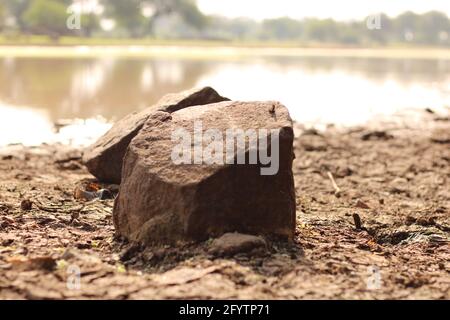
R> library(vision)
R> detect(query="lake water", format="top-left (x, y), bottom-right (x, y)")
top-left (1, 53), bottom-right (449, 146)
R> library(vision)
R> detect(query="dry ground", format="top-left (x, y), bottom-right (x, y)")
top-left (0, 113), bottom-right (449, 299)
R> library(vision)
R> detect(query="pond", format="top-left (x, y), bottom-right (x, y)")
top-left (1, 52), bottom-right (449, 146)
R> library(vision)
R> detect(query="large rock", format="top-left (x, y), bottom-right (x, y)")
top-left (83, 87), bottom-right (229, 183)
top-left (113, 100), bottom-right (296, 245)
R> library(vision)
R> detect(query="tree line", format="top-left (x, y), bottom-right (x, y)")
top-left (0, 0), bottom-right (449, 46)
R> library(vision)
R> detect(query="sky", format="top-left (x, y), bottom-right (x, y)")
top-left (197, 0), bottom-right (450, 21)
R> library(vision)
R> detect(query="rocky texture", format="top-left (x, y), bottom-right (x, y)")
top-left (209, 233), bottom-right (267, 256)
top-left (113, 101), bottom-right (296, 244)
top-left (83, 87), bottom-right (229, 183)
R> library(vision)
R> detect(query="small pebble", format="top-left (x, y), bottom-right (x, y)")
top-left (20, 199), bottom-right (33, 211)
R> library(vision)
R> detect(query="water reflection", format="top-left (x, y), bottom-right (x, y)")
top-left (0, 56), bottom-right (449, 146)
top-left (0, 57), bottom-right (210, 121)
top-left (198, 60), bottom-right (450, 125)
top-left (0, 102), bottom-right (111, 146)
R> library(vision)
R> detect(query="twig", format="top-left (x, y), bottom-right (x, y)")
top-left (352, 213), bottom-right (368, 232)
top-left (327, 171), bottom-right (341, 197)
top-left (34, 202), bottom-right (60, 213)
top-left (353, 213), bottom-right (363, 230)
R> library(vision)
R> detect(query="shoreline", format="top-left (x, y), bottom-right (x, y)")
top-left (1, 107), bottom-right (447, 149)
top-left (0, 45), bottom-right (450, 60)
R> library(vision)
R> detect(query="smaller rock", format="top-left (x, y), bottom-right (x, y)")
top-left (209, 233), bottom-right (267, 256)
top-left (20, 199), bottom-right (33, 211)
top-left (61, 249), bottom-right (103, 265)
top-left (73, 185), bottom-right (113, 201)
top-left (430, 128), bottom-right (450, 144)
top-left (361, 131), bottom-right (394, 141)
top-left (54, 149), bottom-right (82, 164)
top-left (30, 256), bottom-right (57, 271)
top-left (355, 199), bottom-right (370, 210)
top-left (73, 187), bottom-right (97, 201)
top-left (57, 160), bottom-right (83, 171)
top-left (1, 155), bottom-right (13, 160)
top-left (9, 256), bottom-right (56, 271)
top-left (1, 238), bottom-right (14, 246)
top-left (119, 244), bottom-right (142, 262)
top-left (97, 189), bottom-right (113, 200)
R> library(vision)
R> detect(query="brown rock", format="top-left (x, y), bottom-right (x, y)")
top-left (20, 199), bottom-right (33, 211)
top-left (431, 128), bottom-right (450, 144)
top-left (9, 256), bottom-right (56, 271)
top-left (83, 87), bottom-right (229, 183)
top-left (209, 233), bottom-right (267, 256)
top-left (355, 199), bottom-right (370, 210)
top-left (113, 101), bottom-right (296, 244)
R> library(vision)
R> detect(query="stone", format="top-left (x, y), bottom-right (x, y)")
top-left (20, 199), bottom-right (33, 211)
top-left (209, 233), bottom-right (267, 256)
top-left (113, 100), bottom-right (296, 245)
top-left (355, 199), bottom-right (370, 209)
top-left (83, 87), bottom-right (229, 183)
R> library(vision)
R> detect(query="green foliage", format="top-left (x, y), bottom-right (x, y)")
top-left (0, 3), bottom-right (5, 31)
top-left (416, 11), bottom-right (450, 44)
top-left (201, 12), bottom-right (449, 47)
top-left (103, 0), bottom-right (146, 37)
top-left (101, 0), bottom-right (206, 37)
top-left (0, 0), bottom-right (448, 46)
top-left (260, 18), bottom-right (303, 41)
top-left (173, 0), bottom-right (206, 29)
top-left (23, 0), bottom-right (69, 38)
top-left (303, 18), bottom-right (340, 42)
top-left (79, 13), bottom-right (100, 37)
top-left (3, 0), bottom-right (32, 31)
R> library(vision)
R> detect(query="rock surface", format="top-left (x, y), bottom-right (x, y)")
top-left (209, 233), bottom-right (267, 256)
top-left (83, 87), bottom-right (229, 183)
top-left (113, 100), bottom-right (296, 244)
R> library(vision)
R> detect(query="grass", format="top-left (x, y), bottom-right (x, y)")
top-left (0, 35), bottom-right (450, 60)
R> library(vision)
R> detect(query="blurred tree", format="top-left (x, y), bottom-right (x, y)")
top-left (199, 16), bottom-right (258, 40)
top-left (23, 0), bottom-right (71, 39)
top-left (3, 0), bottom-right (32, 32)
top-left (102, 0), bottom-right (146, 37)
top-left (226, 18), bottom-right (259, 40)
top-left (365, 14), bottom-right (393, 45)
top-left (0, 0), bottom-right (448, 46)
top-left (80, 12), bottom-right (100, 37)
top-left (417, 11), bottom-right (450, 44)
top-left (394, 11), bottom-right (420, 42)
top-left (260, 17), bottom-right (302, 41)
top-left (0, 3), bottom-right (5, 31)
top-left (337, 22), bottom-right (363, 45)
top-left (102, 0), bottom-right (206, 37)
top-left (172, 0), bottom-right (206, 29)
top-left (303, 18), bottom-right (339, 42)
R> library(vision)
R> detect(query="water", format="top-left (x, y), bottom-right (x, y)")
top-left (1, 54), bottom-right (449, 146)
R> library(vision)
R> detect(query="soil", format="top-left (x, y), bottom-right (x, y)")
top-left (0, 112), bottom-right (449, 300)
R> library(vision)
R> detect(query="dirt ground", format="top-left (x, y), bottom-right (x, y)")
top-left (0, 111), bottom-right (449, 300)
